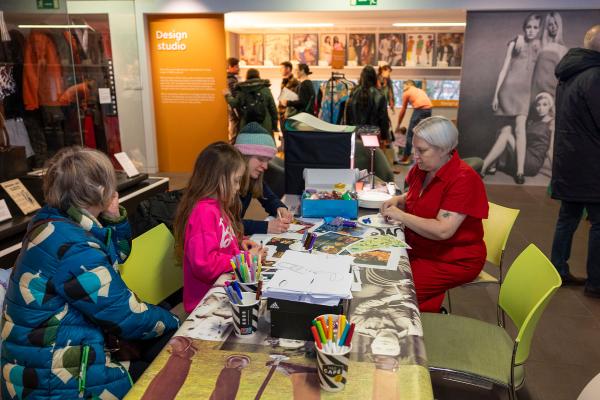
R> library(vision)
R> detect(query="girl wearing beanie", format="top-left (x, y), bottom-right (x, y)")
top-left (235, 122), bottom-right (293, 234)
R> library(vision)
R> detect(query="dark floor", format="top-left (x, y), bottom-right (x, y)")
top-left (159, 172), bottom-right (599, 400)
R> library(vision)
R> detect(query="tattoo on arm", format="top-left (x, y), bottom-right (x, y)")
top-left (441, 211), bottom-right (454, 218)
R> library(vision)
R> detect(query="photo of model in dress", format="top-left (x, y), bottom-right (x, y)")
top-left (239, 34), bottom-right (264, 65)
top-left (457, 10), bottom-right (600, 186)
top-left (405, 33), bottom-right (435, 67)
top-left (318, 33), bottom-right (346, 66)
top-left (436, 33), bottom-right (464, 67)
top-left (378, 33), bottom-right (405, 66)
top-left (292, 34), bottom-right (318, 66)
top-left (264, 34), bottom-right (290, 66)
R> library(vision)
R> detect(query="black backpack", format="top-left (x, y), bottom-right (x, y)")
top-left (239, 89), bottom-right (267, 124)
top-left (130, 189), bottom-right (184, 237)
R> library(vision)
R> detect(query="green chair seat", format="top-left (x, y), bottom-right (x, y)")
top-left (422, 313), bottom-right (524, 388)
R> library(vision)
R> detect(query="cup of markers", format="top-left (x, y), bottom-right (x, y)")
top-left (229, 252), bottom-right (263, 295)
top-left (311, 314), bottom-right (355, 392)
top-left (225, 286), bottom-right (259, 336)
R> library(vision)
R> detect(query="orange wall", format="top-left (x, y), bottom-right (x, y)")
top-left (148, 15), bottom-right (228, 172)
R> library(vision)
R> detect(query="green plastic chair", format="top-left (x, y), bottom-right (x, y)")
top-left (119, 223), bottom-right (183, 305)
top-left (447, 202), bottom-right (520, 325)
top-left (422, 244), bottom-right (562, 400)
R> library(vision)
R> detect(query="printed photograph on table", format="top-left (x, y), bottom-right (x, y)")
top-left (346, 235), bottom-right (409, 254)
top-left (290, 219), bottom-right (316, 234)
top-left (458, 10), bottom-right (600, 186)
top-left (378, 33), bottom-right (405, 66)
top-left (347, 34), bottom-right (376, 66)
top-left (436, 33), bottom-right (464, 67)
top-left (292, 33), bottom-right (318, 66)
top-left (265, 237), bottom-right (298, 259)
top-left (405, 33), bottom-right (435, 67)
top-left (313, 232), bottom-right (361, 255)
top-left (318, 33), bottom-right (346, 66)
top-left (239, 34), bottom-right (264, 65)
top-left (264, 34), bottom-right (290, 66)
top-left (314, 222), bottom-right (370, 238)
top-left (353, 250), bottom-right (391, 267)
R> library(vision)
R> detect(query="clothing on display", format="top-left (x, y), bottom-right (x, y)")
top-left (318, 73), bottom-right (355, 125)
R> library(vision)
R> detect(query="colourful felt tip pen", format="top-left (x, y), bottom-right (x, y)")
top-left (328, 316), bottom-right (333, 341)
top-left (315, 320), bottom-right (327, 344)
top-left (338, 321), bottom-right (351, 346)
top-left (311, 326), bottom-right (322, 350)
top-left (344, 323), bottom-right (355, 347)
top-left (318, 316), bottom-right (328, 338)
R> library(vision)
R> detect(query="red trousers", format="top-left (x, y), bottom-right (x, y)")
top-left (410, 257), bottom-right (483, 312)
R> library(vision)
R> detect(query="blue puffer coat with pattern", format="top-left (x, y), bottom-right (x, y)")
top-left (1, 205), bottom-right (180, 399)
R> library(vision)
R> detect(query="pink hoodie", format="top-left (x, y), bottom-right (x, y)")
top-left (183, 198), bottom-right (240, 312)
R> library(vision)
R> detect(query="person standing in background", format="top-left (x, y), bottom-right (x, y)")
top-left (226, 57), bottom-right (240, 142)
top-left (397, 80), bottom-right (433, 164)
top-left (278, 61), bottom-right (299, 132)
top-left (280, 64), bottom-right (315, 118)
top-left (550, 25), bottom-right (600, 295)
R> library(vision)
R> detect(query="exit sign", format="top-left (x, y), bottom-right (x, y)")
top-left (351, 0), bottom-right (377, 5)
top-left (37, 0), bottom-right (59, 9)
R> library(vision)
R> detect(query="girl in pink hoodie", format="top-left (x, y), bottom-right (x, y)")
top-left (174, 142), bottom-right (263, 312)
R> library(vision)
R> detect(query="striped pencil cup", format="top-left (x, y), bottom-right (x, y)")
top-left (230, 292), bottom-right (259, 336)
top-left (316, 343), bottom-right (352, 392)
top-left (229, 280), bottom-right (258, 293)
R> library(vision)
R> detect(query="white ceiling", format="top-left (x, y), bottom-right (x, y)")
top-left (225, 10), bottom-right (466, 32)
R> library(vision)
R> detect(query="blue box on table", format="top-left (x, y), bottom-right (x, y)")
top-left (301, 169), bottom-right (358, 219)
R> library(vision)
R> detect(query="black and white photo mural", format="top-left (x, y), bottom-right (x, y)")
top-left (458, 10), bottom-right (600, 186)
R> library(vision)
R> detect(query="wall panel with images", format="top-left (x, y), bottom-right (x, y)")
top-left (436, 33), bottom-right (464, 67)
top-left (405, 33), bottom-right (435, 67)
top-left (347, 33), bottom-right (375, 66)
top-left (291, 33), bottom-right (318, 66)
top-left (239, 34), bottom-right (264, 65)
top-left (458, 10), bottom-right (600, 186)
top-left (318, 33), bottom-right (346, 66)
top-left (264, 34), bottom-right (290, 66)
top-left (378, 33), bottom-right (405, 66)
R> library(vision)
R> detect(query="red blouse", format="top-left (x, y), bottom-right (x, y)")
top-left (404, 151), bottom-right (489, 268)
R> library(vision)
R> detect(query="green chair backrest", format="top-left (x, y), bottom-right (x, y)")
top-left (483, 202), bottom-right (520, 267)
top-left (498, 244), bottom-right (562, 365)
top-left (119, 223), bottom-right (183, 305)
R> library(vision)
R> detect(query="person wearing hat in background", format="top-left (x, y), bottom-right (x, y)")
top-left (280, 63), bottom-right (316, 119)
top-left (235, 122), bottom-right (293, 235)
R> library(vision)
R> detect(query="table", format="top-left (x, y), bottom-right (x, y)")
top-left (127, 215), bottom-right (434, 399)
top-left (0, 177), bottom-right (170, 268)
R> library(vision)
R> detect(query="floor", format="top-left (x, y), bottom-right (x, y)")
top-left (158, 171), bottom-right (599, 400)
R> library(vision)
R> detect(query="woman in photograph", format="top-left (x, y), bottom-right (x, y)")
top-left (321, 35), bottom-right (332, 65)
top-left (360, 36), bottom-right (372, 65)
top-left (491, 12), bottom-right (543, 184)
top-left (482, 92), bottom-right (555, 178)
top-left (390, 34), bottom-right (404, 66)
top-left (530, 12), bottom-right (568, 105)
top-left (348, 36), bottom-right (358, 63)
top-left (333, 35), bottom-right (344, 52)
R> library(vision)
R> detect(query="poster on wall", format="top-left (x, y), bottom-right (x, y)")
top-left (292, 33), bottom-right (318, 66)
top-left (405, 33), bottom-right (435, 67)
top-left (348, 33), bottom-right (376, 66)
top-left (264, 34), bottom-right (290, 66)
top-left (318, 33), bottom-right (346, 66)
top-left (436, 33), bottom-right (464, 67)
top-left (377, 33), bottom-right (405, 66)
top-left (239, 34), bottom-right (264, 65)
top-left (458, 10), bottom-right (600, 186)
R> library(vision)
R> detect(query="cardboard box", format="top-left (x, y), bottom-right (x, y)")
top-left (301, 169), bottom-right (358, 219)
top-left (267, 298), bottom-right (346, 341)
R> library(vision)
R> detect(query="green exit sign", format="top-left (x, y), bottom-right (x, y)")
top-left (37, 0), bottom-right (59, 9)
top-left (351, 0), bottom-right (378, 5)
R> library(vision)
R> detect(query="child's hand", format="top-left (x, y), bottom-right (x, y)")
top-left (249, 245), bottom-right (267, 259)
top-left (103, 192), bottom-right (120, 219)
top-left (277, 207), bottom-right (293, 223)
top-left (241, 239), bottom-right (258, 251)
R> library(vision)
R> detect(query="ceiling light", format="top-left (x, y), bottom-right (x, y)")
top-left (18, 24), bottom-right (92, 29)
top-left (392, 22), bottom-right (466, 27)
top-left (227, 22), bottom-right (334, 29)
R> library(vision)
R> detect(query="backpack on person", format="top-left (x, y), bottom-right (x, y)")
top-left (239, 89), bottom-right (267, 124)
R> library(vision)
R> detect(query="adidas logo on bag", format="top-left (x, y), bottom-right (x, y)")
top-left (270, 302), bottom-right (280, 310)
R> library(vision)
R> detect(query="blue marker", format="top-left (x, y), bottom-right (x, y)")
top-left (232, 281), bottom-right (244, 302)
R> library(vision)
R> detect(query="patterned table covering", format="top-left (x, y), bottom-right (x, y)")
top-left (126, 222), bottom-right (434, 400)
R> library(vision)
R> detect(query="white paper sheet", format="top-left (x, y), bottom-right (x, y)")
top-left (114, 152), bottom-right (140, 177)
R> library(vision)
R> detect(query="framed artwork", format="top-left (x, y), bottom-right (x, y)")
top-left (239, 34), bottom-right (264, 65)
top-left (378, 33), bottom-right (405, 66)
top-left (264, 34), bottom-right (290, 66)
top-left (405, 33), bottom-right (435, 67)
top-left (292, 33), bottom-right (318, 66)
top-left (435, 32), bottom-right (464, 67)
top-left (318, 33), bottom-right (346, 66)
top-left (348, 33), bottom-right (376, 66)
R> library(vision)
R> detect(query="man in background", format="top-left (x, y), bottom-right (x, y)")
top-left (397, 80), bottom-right (433, 164)
top-left (278, 61), bottom-right (299, 132)
top-left (550, 25), bottom-right (600, 296)
top-left (226, 57), bottom-right (240, 141)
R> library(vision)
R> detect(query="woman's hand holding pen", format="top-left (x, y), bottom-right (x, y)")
top-left (267, 208), bottom-right (292, 233)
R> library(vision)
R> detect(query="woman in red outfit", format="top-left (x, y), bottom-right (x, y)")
top-left (381, 116), bottom-right (488, 312)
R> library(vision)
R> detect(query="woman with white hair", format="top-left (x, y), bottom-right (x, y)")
top-left (381, 116), bottom-right (489, 312)
top-left (1, 147), bottom-right (179, 399)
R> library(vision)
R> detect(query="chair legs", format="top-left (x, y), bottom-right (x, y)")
top-left (446, 290), bottom-right (453, 313)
